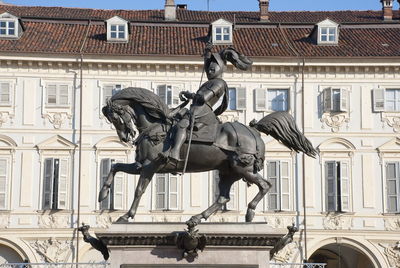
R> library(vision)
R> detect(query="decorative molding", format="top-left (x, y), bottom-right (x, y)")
top-left (272, 241), bottom-right (299, 263)
top-left (0, 214), bottom-right (10, 229)
top-left (378, 242), bottom-right (400, 268)
top-left (29, 238), bottom-right (72, 263)
top-left (322, 214), bottom-right (353, 230)
top-left (42, 112), bottom-right (72, 129)
top-left (38, 214), bottom-right (71, 229)
top-left (152, 215), bottom-right (182, 223)
top-left (264, 216), bottom-right (295, 229)
top-left (320, 113), bottom-right (350, 132)
top-left (96, 214), bottom-right (113, 229)
top-left (381, 113), bottom-right (400, 133)
top-left (0, 111), bottom-right (13, 127)
top-left (384, 217), bottom-right (400, 231)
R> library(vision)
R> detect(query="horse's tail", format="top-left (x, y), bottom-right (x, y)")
top-left (249, 112), bottom-right (317, 158)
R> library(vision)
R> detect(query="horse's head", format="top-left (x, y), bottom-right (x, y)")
top-left (102, 99), bottom-right (137, 143)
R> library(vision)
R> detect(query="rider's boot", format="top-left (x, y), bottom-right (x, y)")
top-left (169, 118), bottom-right (189, 165)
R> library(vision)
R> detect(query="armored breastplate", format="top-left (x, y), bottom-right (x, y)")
top-left (197, 79), bottom-right (227, 108)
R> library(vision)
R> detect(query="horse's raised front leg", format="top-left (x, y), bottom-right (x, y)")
top-left (98, 162), bottom-right (142, 202)
top-left (186, 174), bottom-right (235, 228)
top-left (116, 161), bottom-right (157, 223)
top-left (243, 172), bottom-right (271, 222)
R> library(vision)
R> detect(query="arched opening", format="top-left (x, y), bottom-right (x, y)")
top-left (0, 244), bottom-right (25, 264)
top-left (309, 243), bottom-right (375, 268)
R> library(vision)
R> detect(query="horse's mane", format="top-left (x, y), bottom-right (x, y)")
top-left (110, 87), bottom-right (170, 121)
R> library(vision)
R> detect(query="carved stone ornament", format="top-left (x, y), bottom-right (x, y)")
top-left (264, 216), bottom-right (295, 229)
top-left (320, 113), bottom-right (350, 132)
top-left (96, 214), bottom-right (113, 229)
top-left (382, 113), bottom-right (400, 133)
top-left (272, 241), bottom-right (299, 263)
top-left (323, 214), bottom-right (353, 230)
top-left (378, 242), bottom-right (400, 268)
top-left (42, 112), bottom-right (72, 129)
top-left (0, 111), bottom-right (13, 127)
top-left (38, 214), bottom-right (71, 229)
top-left (175, 224), bottom-right (207, 259)
top-left (384, 217), bottom-right (400, 231)
top-left (29, 238), bottom-right (72, 263)
top-left (0, 214), bottom-right (10, 228)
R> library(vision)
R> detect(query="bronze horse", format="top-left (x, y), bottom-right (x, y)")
top-left (99, 87), bottom-right (316, 226)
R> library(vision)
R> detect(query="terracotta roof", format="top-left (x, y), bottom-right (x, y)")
top-left (1, 4), bottom-right (400, 58)
top-left (0, 4), bottom-right (398, 24)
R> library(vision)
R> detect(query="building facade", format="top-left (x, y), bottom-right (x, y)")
top-left (0, 0), bottom-right (399, 267)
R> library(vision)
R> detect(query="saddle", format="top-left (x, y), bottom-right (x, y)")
top-left (188, 122), bottom-right (219, 143)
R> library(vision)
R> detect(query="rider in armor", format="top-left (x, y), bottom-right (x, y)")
top-left (169, 43), bottom-right (253, 164)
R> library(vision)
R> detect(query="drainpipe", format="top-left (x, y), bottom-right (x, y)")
top-left (76, 19), bottom-right (91, 267)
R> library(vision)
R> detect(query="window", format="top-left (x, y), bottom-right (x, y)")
top-left (325, 161), bottom-right (350, 212)
top-left (106, 16), bottom-right (128, 42)
top-left (155, 173), bottom-right (179, 210)
top-left (266, 161), bottom-right (290, 211)
top-left (157, 85), bottom-right (180, 107)
top-left (228, 87), bottom-right (246, 110)
top-left (0, 20), bottom-right (16, 37)
top-left (323, 87), bottom-right (348, 113)
top-left (0, 157), bottom-right (9, 210)
top-left (46, 84), bottom-right (69, 107)
top-left (386, 162), bottom-right (400, 213)
top-left (256, 88), bottom-right (289, 112)
top-left (316, 19), bottom-right (339, 45)
top-left (99, 158), bottom-right (124, 210)
top-left (211, 19), bottom-right (233, 44)
top-left (320, 27), bottom-right (336, 42)
top-left (213, 171), bottom-right (237, 210)
top-left (0, 82), bottom-right (11, 105)
top-left (42, 158), bottom-right (69, 210)
top-left (373, 88), bottom-right (400, 112)
top-left (102, 84), bottom-right (122, 105)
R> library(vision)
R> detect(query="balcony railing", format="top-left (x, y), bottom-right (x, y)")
top-left (0, 263), bottom-right (110, 268)
top-left (270, 263), bottom-right (327, 268)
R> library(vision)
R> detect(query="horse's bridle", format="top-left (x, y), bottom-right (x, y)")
top-left (106, 101), bottom-right (137, 143)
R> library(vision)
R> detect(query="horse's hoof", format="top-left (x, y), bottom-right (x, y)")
top-left (115, 214), bottom-right (130, 223)
top-left (245, 208), bottom-right (255, 222)
top-left (98, 186), bottom-right (110, 202)
top-left (186, 216), bottom-right (201, 228)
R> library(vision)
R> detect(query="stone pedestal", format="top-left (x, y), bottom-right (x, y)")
top-left (96, 222), bottom-right (285, 268)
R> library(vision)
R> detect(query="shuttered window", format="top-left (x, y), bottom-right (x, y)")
top-left (255, 88), bottom-right (289, 112)
top-left (102, 84), bottom-right (122, 106)
top-left (100, 158), bottom-right (124, 210)
top-left (228, 87), bottom-right (246, 110)
top-left (266, 160), bottom-right (290, 211)
top-left (386, 162), bottom-right (400, 213)
top-left (46, 84), bottom-right (70, 106)
top-left (0, 83), bottom-right (11, 105)
top-left (323, 87), bottom-right (348, 113)
top-left (325, 161), bottom-right (350, 212)
top-left (155, 173), bottom-right (179, 210)
top-left (373, 88), bottom-right (400, 112)
top-left (43, 158), bottom-right (69, 210)
top-left (157, 85), bottom-right (180, 107)
top-left (0, 158), bottom-right (9, 209)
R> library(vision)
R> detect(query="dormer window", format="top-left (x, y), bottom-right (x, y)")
top-left (0, 12), bottom-right (21, 39)
top-left (211, 18), bottom-right (233, 44)
top-left (316, 19), bottom-right (339, 45)
top-left (106, 16), bottom-right (129, 42)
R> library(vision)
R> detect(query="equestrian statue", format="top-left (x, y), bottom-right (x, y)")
top-left (99, 43), bottom-right (317, 227)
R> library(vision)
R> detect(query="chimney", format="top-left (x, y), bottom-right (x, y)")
top-left (177, 4), bottom-right (187, 10)
top-left (259, 0), bottom-right (270, 21)
top-left (381, 0), bottom-right (393, 20)
top-left (164, 0), bottom-right (176, 21)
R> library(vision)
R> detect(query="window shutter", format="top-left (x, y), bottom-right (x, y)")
top-left (155, 174), bottom-right (167, 210)
top-left (0, 158), bottom-right (8, 209)
top-left (59, 85), bottom-right (69, 105)
top-left (103, 85), bottom-right (114, 105)
top-left (168, 174), bottom-right (178, 210)
top-left (323, 87), bottom-right (332, 112)
top-left (386, 162), bottom-right (399, 213)
top-left (100, 159), bottom-right (112, 210)
top-left (47, 85), bottom-right (57, 105)
top-left (373, 88), bottom-right (385, 112)
top-left (340, 162), bottom-right (350, 212)
top-left (113, 159), bottom-right (124, 210)
top-left (43, 158), bottom-right (54, 209)
top-left (267, 161), bottom-right (279, 211)
top-left (57, 159), bottom-right (68, 209)
top-left (228, 88), bottom-right (237, 110)
top-left (340, 88), bottom-right (349, 112)
top-left (157, 85), bottom-right (167, 105)
top-left (236, 87), bottom-right (246, 110)
top-left (325, 161), bottom-right (337, 212)
top-left (255, 88), bottom-right (267, 111)
top-left (0, 83), bottom-right (10, 104)
top-left (172, 86), bottom-right (180, 106)
top-left (280, 161), bottom-right (290, 211)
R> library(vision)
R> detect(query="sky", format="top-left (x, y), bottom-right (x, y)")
top-left (2, 0), bottom-right (387, 12)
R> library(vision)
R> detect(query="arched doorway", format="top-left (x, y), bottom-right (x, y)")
top-left (0, 244), bottom-right (25, 264)
top-left (309, 243), bottom-right (374, 268)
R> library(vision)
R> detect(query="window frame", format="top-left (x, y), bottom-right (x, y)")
top-left (0, 155), bottom-right (11, 210)
top-left (323, 87), bottom-right (349, 113)
top-left (385, 161), bottom-right (400, 213)
top-left (211, 19), bottom-right (233, 44)
top-left (106, 16), bottom-right (129, 43)
top-left (373, 88), bottom-right (400, 113)
top-left (0, 18), bottom-right (18, 38)
top-left (255, 87), bottom-right (291, 112)
top-left (102, 83), bottom-right (123, 106)
top-left (99, 157), bottom-right (125, 210)
top-left (45, 83), bottom-right (71, 108)
top-left (265, 160), bottom-right (291, 212)
top-left (154, 173), bottom-right (180, 210)
top-left (0, 81), bottom-right (13, 107)
top-left (156, 84), bottom-right (181, 108)
top-left (227, 87), bottom-right (246, 111)
top-left (316, 19), bottom-right (339, 45)
top-left (324, 160), bottom-right (351, 213)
